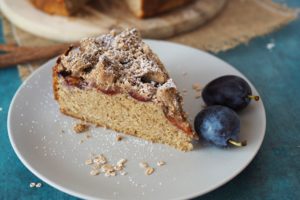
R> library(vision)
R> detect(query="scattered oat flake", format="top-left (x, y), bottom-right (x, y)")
top-left (29, 182), bottom-right (36, 188)
top-left (92, 164), bottom-right (101, 170)
top-left (35, 183), bottom-right (42, 188)
top-left (105, 171), bottom-right (116, 177)
top-left (85, 153), bottom-right (129, 178)
top-left (85, 159), bottom-right (93, 165)
top-left (145, 167), bottom-right (154, 175)
top-left (93, 155), bottom-right (107, 164)
top-left (157, 161), bottom-right (165, 166)
top-left (101, 164), bottom-right (114, 172)
top-left (120, 171), bottom-right (127, 176)
top-left (266, 42), bottom-right (275, 50)
top-left (110, 171), bottom-right (117, 176)
top-left (139, 162), bottom-right (149, 168)
top-left (117, 158), bottom-right (127, 166)
top-left (195, 92), bottom-right (202, 99)
top-left (114, 165), bottom-right (123, 171)
top-left (90, 169), bottom-right (100, 176)
top-left (116, 135), bottom-right (123, 141)
top-left (192, 83), bottom-right (202, 91)
top-left (74, 123), bottom-right (89, 133)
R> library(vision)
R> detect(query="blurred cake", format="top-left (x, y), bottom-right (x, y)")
top-left (31, 0), bottom-right (90, 16)
top-left (124, 0), bottom-right (193, 18)
top-left (31, 0), bottom-right (193, 18)
top-left (52, 28), bottom-right (198, 151)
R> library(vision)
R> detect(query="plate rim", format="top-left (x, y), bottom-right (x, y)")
top-left (7, 40), bottom-right (266, 200)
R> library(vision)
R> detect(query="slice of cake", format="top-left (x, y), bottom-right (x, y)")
top-left (31, 0), bottom-right (90, 16)
top-left (124, 0), bottom-right (193, 18)
top-left (31, 0), bottom-right (192, 18)
top-left (53, 28), bottom-right (198, 151)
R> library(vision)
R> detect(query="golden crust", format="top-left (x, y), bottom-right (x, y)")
top-left (52, 62), bottom-right (60, 101)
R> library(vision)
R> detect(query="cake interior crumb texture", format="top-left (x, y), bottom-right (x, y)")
top-left (53, 28), bottom-right (198, 151)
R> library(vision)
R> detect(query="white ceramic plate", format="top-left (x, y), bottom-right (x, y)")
top-left (8, 40), bottom-right (266, 200)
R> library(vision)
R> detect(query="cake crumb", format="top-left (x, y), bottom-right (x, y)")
top-left (139, 162), bottom-right (149, 168)
top-left (145, 167), bottom-right (154, 175)
top-left (116, 135), bottom-right (123, 141)
top-left (73, 123), bottom-right (89, 133)
top-left (192, 83), bottom-right (202, 91)
top-left (157, 161), bottom-right (165, 166)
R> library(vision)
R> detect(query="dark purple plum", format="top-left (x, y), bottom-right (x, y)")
top-left (202, 75), bottom-right (259, 111)
top-left (194, 105), bottom-right (246, 147)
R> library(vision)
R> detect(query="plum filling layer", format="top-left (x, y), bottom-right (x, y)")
top-left (129, 91), bottom-right (152, 102)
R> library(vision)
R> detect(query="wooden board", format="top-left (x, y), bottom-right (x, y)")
top-left (0, 0), bottom-right (226, 42)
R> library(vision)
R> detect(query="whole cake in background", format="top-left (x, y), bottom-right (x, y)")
top-left (31, 0), bottom-right (90, 16)
top-left (52, 28), bottom-right (198, 151)
top-left (31, 0), bottom-right (193, 18)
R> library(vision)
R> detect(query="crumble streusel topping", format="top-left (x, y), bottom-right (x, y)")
top-left (60, 28), bottom-right (169, 98)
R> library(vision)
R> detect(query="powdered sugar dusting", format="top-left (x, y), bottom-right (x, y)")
top-left (160, 79), bottom-right (177, 90)
top-left (59, 28), bottom-right (168, 99)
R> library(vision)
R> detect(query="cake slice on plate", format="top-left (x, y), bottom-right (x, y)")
top-left (53, 28), bottom-right (198, 151)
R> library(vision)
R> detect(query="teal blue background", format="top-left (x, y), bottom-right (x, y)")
top-left (1, 1), bottom-right (299, 199)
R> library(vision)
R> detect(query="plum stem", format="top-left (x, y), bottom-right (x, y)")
top-left (228, 139), bottom-right (247, 147)
top-left (248, 95), bottom-right (260, 101)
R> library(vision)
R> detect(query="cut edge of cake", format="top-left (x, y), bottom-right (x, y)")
top-left (124, 0), bottom-right (193, 18)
